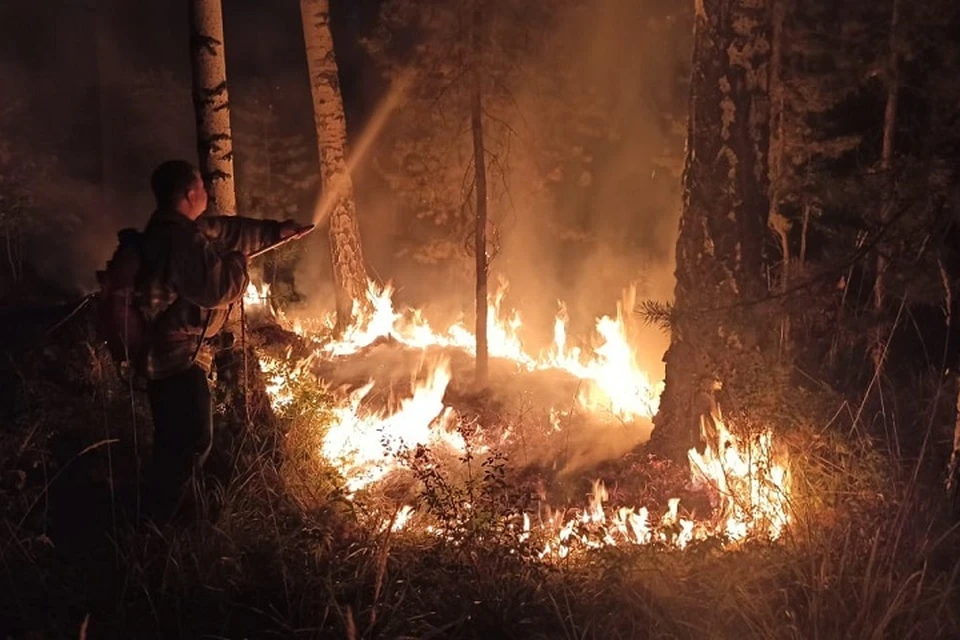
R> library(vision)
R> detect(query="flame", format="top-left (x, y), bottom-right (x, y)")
top-left (391, 505), bottom-right (415, 532)
top-left (687, 412), bottom-right (791, 542)
top-left (541, 294), bottom-right (661, 420)
top-left (311, 277), bottom-right (659, 420)
top-left (535, 418), bottom-right (790, 557)
top-left (244, 281), bottom-right (271, 311)
top-left (255, 276), bottom-right (791, 554)
top-left (321, 356), bottom-right (463, 492)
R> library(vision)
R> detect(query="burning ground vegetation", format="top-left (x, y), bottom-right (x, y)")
top-left (3, 278), bottom-right (960, 638)
top-left (243, 278), bottom-right (791, 557)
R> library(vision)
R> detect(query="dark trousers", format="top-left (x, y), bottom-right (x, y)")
top-left (145, 364), bottom-right (213, 518)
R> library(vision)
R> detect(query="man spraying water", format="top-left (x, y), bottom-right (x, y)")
top-left (127, 159), bottom-right (313, 523)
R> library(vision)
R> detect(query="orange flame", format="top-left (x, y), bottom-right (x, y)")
top-left (321, 356), bottom-right (463, 492)
top-left (255, 276), bottom-right (791, 553)
top-left (307, 278), bottom-right (660, 421)
top-left (244, 281), bottom-right (271, 311)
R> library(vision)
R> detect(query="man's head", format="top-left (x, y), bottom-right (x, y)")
top-left (150, 160), bottom-right (208, 220)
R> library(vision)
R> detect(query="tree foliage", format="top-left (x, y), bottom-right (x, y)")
top-left (363, 0), bottom-right (548, 273)
top-left (365, 0), bottom-right (692, 327)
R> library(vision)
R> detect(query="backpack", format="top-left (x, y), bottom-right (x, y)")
top-left (95, 228), bottom-right (149, 372)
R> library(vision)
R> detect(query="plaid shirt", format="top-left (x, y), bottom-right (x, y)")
top-left (135, 209), bottom-right (284, 380)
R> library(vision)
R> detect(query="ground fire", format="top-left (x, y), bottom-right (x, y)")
top-left (244, 278), bottom-right (791, 557)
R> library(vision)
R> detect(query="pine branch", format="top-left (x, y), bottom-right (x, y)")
top-left (634, 299), bottom-right (674, 331)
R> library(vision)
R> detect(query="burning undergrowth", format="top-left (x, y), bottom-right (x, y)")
top-left (244, 278), bottom-right (792, 559)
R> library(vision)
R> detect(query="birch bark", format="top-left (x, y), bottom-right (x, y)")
top-left (300, 0), bottom-right (369, 328)
top-left (189, 0), bottom-right (237, 214)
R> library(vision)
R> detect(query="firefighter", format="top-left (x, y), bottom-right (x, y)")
top-left (136, 159), bottom-right (311, 522)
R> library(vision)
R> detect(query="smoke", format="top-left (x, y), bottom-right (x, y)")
top-left (495, 0), bottom-right (690, 467)
top-left (0, 1), bottom-right (321, 298)
top-left (316, 0), bottom-right (693, 472)
top-left (497, 0), bottom-right (689, 332)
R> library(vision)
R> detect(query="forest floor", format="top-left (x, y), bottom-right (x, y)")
top-left (1, 301), bottom-right (960, 640)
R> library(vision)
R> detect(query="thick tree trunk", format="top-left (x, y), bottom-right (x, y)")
top-left (471, 1), bottom-right (489, 387)
top-left (299, 0), bottom-right (369, 330)
top-left (189, 0), bottom-right (237, 214)
top-left (871, 0), bottom-right (900, 377)
top-left (651, 0), bottom-right (773, 461)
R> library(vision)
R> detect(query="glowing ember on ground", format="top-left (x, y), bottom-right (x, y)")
top-left (249, 277), bottom-right (791, 554)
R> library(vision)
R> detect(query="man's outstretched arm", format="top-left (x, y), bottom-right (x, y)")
top-left (198, 215), bottom-right (303, 256)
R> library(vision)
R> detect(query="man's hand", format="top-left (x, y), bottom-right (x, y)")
top-left (279, 220), bottom-right (314, 240)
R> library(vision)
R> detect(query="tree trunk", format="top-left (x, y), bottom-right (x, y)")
top-left (471, 1), bottom-right (489, 387)
top-left (948, 379), bottom-right (960, 508)
top-left (767, 0), bottom-right (790, 358)
top-left (800, 201), bottom-right (810, 268)
top-left (189, 0), bottom-right (237, 215)
top-left (936, 258), bottom-right (960, 509)
top-left (651, 0), bottom-right (773, 461)
top-left (871, 0), bottom-right (900, 377)
top-left (300, 0), bottom-right (369, 329)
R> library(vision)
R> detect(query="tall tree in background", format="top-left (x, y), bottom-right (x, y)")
top-left (470, 1), bottom-right (490, 385)
top-left (0, 98), bottom-right (31, 285)
top-left (299, 0), bottom-right (370, 329)
top-left (759, 0), bottom-right (885, 385)
top-left (870, 0), bottom-right (901, 379)
top-left (651, 0), bottom-right (774, 459)
top-left (765, 1), bottom-right (879, 361)
top-left (189, 0), bottom-right (237, 214)
top-left (369, 0), bottom-right (691, 353)
top-left (233, 80), bottom-right (318, 222)
top-left (367, 0), bottom-right (556, 386)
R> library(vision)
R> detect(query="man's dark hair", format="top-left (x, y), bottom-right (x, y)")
top-left (151, 160), bottom-right (200, 209)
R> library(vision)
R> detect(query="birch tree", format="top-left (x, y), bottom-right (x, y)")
top-left (299, 0), bottom-right (370, 330)
top-left (650, 0), bottom-right (774, 459)
top-left (189, 0), bottom-right (237, 214)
